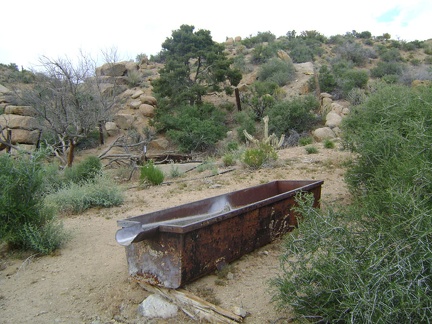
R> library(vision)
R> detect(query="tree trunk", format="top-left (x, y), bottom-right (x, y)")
top-left (235, 88), bottom-right (242, 111)
top-left (98, 121), bottom-right (105, 145)
top-left (67, 139), bottom-right (75, 167)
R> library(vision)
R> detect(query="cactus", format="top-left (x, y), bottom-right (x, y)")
top-left (243, 116), bottom-right (285, 148)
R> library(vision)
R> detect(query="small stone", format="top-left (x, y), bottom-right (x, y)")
top-left (226, 272), bottom-right (234, 280)
top-left (138, 294), bottom-right (178, 319)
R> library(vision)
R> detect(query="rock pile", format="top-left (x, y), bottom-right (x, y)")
top-left (0, 84), bottom-right (42, 150)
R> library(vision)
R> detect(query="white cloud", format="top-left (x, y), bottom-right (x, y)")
top-left (0, 0), bottom-right (430, 69)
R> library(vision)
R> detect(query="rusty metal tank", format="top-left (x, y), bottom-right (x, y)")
top-left (116, 180), bottom-right (323, 288)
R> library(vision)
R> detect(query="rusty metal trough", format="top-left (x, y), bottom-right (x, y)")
top-left (116, 180), bottom-right (323, 288)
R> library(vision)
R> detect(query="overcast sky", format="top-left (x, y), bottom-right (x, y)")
top-left (1, 0), bottom-right (431, 70)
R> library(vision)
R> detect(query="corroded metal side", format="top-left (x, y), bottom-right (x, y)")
top-left (125, 232), bottom-right (183, 288)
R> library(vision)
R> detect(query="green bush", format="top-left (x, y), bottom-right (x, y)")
top-left (164, 103), bottom-right (227, 153)
top-left (273, 83), bottom-right (432, 323)
top-left (222, 153), bottom-right (236, 167)
top-left (317, 65), bottom-right (337, 93)
top-left (267, 95), bottom-right (319, 136)
top-left (257, 58), bottom-right (296, 86)
top-left (305, 145), bottom-right (318, 154)
top-left (235, 111), bottom-right (256, 142)
top-left (0, 152), bottom-right (67, 254)
top-left (323, 139), bottom-right (335, 149)
top-left (45, 174), bottom-right (124, 214)
top-left (298, 136), bottom-right (313, 146)
top-left (242, 143), bottom-right (277, 169)
top-left (337, 69), bottom-right (369, 96)
top-left (64, 155), bottom-right (102, 184)
top-left (370, 61), bottom-right (404, 78)
top-left (333, 41), bottom-right (376, 66)
top-left (140, 160), bottom-right (164, 186)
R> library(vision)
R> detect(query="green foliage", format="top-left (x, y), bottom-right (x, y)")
top-left (273, 84), bottom-right (432, 323)
top-left (63, 155), bottom-right (102, 184)
top-left (222, 153), bottom-right (236, 167)
top-left (242, 143), bottom-right (277, 169)
top-left (250, 43), bottom-right (279, 64)
top-left (240, 81), bottom-right (280, 119)
top-left (379, 47), bottom-right (403, 62)
top-left (151, 24), bottom-right (242, 107)
top-left (235, 110), bottom-right (256, 142)
top-left (232, 54), bottom-right (253, 73)
top-left (140, 160), bottom-right (164, 186)
top-left (241, 31), bottom-right (276, 48)
top-left (317, 65), bottom-right (337, 93)
top-left (370, 61), bottom-right (405, 78)
top-left (323, 139), bottom-right (335, 149)
top-left (257, 58), bottom-right (296, 86)
top-left (298, 136), bottom-right (313, 146)
top-left (45, 174), bottom-right (124, 214)
top-left (0, 152), bottom-right (66, 254)
top-left (163, 103), bottom-right (227, 152)
top-left (20, 219), bottom-right (68, 255)
top-left (267, 95), bottom-right (319, 136)
top-left (337, 69), bottom-right (369, 96)
top-left (333, 41), bottom-right (376, 66)
top-left (305, 145), bottom-right (318, 154)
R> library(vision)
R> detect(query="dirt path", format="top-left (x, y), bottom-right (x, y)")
top-left (0, 144), bottom-right (352, 324)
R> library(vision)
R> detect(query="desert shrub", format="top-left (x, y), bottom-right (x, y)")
top-left (140, 160), bottom-right (164, 186)
top-left (232, 54), bottom-right (253, 73)
top-left (20, 218), bottom-right (68, 255)
top-left (337, 69), bottom-right (369, 96)
top-left (399, 64), bottom-right (432, 85)
top-left (347, 87), bottom-right (367, 105)
top-left (370, 61), bottom-right (404, 78)
top-left (240, 81), bottom-right (280, 119)
top-left (164, 103), bottom-right (227, 153)
top-left (299, 136), bottom-right (313, 146)
top-left (126, 69), bottom-right (142, 87)
top-left (250, 43), bottom-right (279, 64)
top-left (46, 174), bottom-right (124, 214)
top-left (333, 41), bottom-right (376, 66)
top-left (317, 65), bottom-right (337, 93)
top-left (323, 139), bottom-right (335, 149)
top-left (305, 145), bottom-right (318, 154)
top-left (267, 95), bottom-right (319, 136)
top-left (241, 31), bottom-right (276, 48)
top-left (257, 58), bottom-right (296, 86)
top-left (235, 110), bottom-right (256, 142)
top-left (226, 141), bottom-right (239, 152)
top-left (64, 155), bottom-right (102, 184)
top-left (288, 42), bottom-right (314, 63)
top-left (242, 143), bottom-right (277, 169)
top-left (0, 152), bottom-right (67, 254)
top-left (272, 84), bottom-right (432, 323)
top-left (222, 153), bottom-right (236, 167)
top-left (380, 47), bottom-right (403, 62)
top-left (169, 164), bottom-right (183, 178)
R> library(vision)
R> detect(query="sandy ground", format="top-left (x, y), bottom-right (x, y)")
top-left (0, 143), bottom-right (352, 324)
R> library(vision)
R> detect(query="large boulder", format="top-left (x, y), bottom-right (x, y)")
top-left (312, 127), bottom-right (336, 141)
top-left (277, 50), bottom-right (292, 63)
top-left (1, 128), bottom-right (40, 144)
top-left (325, 111), bottom-right (343, 128)
top-left (113, 114), bottom-right (136, 130)
top-left (97, 62), bottom-right (127, 77)
top-left (139, 95), bottom-right (157, 106)
top-left (4, 105), bottom-right (37, 117)
top-left (140, 104), bottom-right (155, 117)
top-left (0, 114), bottom-right (40, 130)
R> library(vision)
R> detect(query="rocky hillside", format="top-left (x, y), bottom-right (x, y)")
top-left (1, 33), bottom-right (431, 155)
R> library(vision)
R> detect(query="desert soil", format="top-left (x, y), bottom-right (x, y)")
top-left (0, 143), bottom-right (352, 324)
